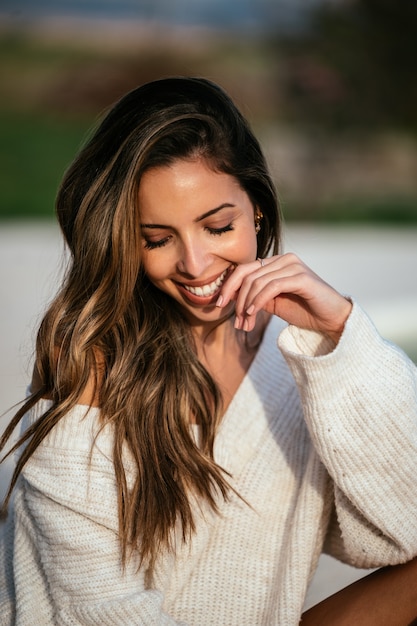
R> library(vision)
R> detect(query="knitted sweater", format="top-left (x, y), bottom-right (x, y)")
top-left (1, 302), bottom-right (417, 626)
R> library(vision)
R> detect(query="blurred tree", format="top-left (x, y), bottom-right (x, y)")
top-left (278, 0), bottom-right (417, 133)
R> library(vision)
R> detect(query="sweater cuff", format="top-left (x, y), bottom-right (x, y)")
top-left (276, 300), bottom-right (396, 396)
top-left (277, 298), bottom-right (375, 361)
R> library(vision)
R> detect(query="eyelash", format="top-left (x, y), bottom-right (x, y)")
top-left (144, 223), bottom-right (234, 250)
top-left (206, 223), bottom-right (234, 236)
top-left (144, 237), bottom-right (170, 250)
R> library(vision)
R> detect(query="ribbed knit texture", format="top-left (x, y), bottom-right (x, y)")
top-left (1, 301), bottom-right (417, 625)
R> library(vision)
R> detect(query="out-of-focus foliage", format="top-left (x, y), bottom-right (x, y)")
top-left (0, 110), bottom-right (90, 218)
top-left (276, 0), bottom-right (417, 134)
top-left (0, 29), bottom-right (274, 120)
top-left (0, 30), bottom-right (275, 219)
top-left (0, 8), bottom-right (416, 222)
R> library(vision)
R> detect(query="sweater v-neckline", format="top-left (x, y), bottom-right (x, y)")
top-left (221, 315), bottom-right (280, 417)
top-left (213, 315), bottom-right (291, 476)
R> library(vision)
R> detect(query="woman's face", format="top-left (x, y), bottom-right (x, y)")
top-left (139, 158), bottom-right (258, 329)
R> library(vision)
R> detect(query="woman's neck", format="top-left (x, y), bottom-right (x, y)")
top-left (192, 311), bottom-right (270, 416)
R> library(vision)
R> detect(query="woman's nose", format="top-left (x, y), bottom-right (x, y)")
top-left (176, 240), bottom-right (208, 277)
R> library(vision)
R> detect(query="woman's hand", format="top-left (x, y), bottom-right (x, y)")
top-left (217, 254), bottom-right (352, 343)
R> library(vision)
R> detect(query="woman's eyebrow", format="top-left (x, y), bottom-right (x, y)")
top-left (140, 222), bottom-right (169, 230)
top-left (141, 203), bottom-right (235, 230)
top-left (195, 203), bottom-right (235, 222)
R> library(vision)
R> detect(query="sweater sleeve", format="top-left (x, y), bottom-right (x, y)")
top-left (18, 402), bottom-right (186, 626)
top-left (277, 300), bottom-right (417, 569)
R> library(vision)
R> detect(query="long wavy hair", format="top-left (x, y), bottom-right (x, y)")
top-left (1, 77), bottom-right (282, 573)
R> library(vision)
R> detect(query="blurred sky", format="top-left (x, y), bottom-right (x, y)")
top-left (0, 0), bottom-right (323, 32)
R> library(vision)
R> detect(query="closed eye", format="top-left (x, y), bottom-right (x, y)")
top-left (206, 223), bottom-right (234, 236)
top-left (143, 222), bottom-right (234, 249)
top-left (144, 236), bottom-right (171, 250)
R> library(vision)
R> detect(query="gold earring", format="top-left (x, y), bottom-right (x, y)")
top-left (254, 209), bottom-right (263, 235)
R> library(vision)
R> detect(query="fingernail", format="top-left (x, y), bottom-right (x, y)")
top-left (246, 304), bottom-right (255, 315)
top-left (243, 319), bottom-right (250, 332)
top-left (234, 316), bottom-right (242, 330)
top-left (216, 294), bottom-right (224, 307)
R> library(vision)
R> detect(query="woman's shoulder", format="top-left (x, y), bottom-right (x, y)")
top-left (31, 343), bottom-right (105, 408)
top-left (24, 395), bottom-right (104, 455)
top-left (20, 396), bottom-right (121, 528)
top-left (26, 347), bottom-right (105, 452)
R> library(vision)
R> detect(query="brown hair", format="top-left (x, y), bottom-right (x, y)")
top-left (1, 77), bottom-right (281, 574)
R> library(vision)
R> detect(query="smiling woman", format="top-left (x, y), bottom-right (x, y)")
top-left (1, 77), bottom-right (417, 626)
top-left (139, 160), bottom-right (258, 328)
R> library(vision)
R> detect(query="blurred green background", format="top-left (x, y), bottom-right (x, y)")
top-left (1, 0), bottom-right (417, 222)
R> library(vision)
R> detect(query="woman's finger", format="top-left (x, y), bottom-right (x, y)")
top-left (218, 254), bottom-right (292, 309)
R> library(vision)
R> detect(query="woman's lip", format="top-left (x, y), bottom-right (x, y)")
top-left (176, 282), bottom-right (222, 306)
top-left (174, 265), bottom-right (235, 305)
top-left (175, 266), bottom-right (233, 289)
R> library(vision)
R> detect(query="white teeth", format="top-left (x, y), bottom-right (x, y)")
top-left (183, 269), bottom-right (228, 297)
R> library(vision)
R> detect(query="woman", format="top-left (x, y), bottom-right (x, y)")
top-left (1, 77), bottom-right (417, 625)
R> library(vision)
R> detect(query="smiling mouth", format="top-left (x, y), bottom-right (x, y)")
top-left (182, 268), bottom-right (229, 298)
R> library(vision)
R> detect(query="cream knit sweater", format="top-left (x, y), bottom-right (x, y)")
top-left (1, 302), bottom-right (417, 625)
